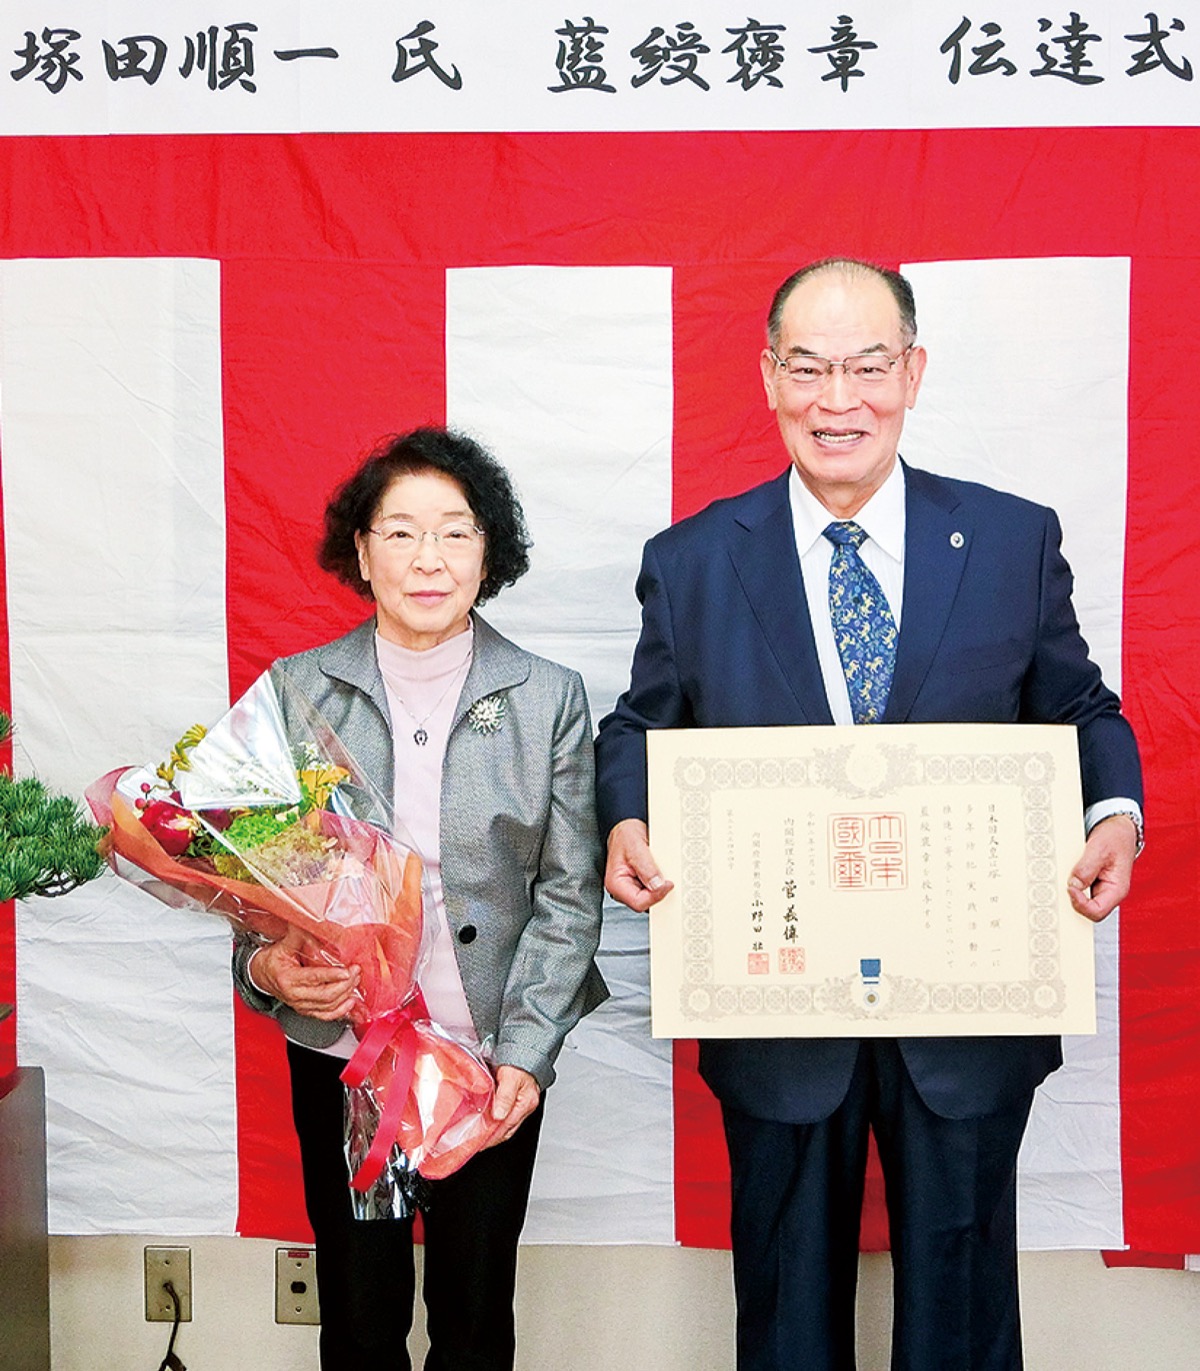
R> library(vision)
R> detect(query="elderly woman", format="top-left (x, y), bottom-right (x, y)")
top-left (233, 426), bottom-right (607, 1371)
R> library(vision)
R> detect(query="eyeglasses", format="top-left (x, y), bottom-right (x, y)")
top-left (769, 347), bottom-right (912, 388)
top-left (366, 521), bottom-right (484, 559)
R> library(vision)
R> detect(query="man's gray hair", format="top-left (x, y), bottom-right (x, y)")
top-left (766, 258), bottom-right (918, 349)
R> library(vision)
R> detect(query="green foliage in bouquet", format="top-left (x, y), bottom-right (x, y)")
top-left (201, 750), bottom-right (349, 886)
top-left (0, 711), bottom-right (108, 902)
top-left (211, 808), bottom-right (336, 886)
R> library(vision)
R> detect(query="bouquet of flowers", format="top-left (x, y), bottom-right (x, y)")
top-left (86, 672), bottom-right (495, 1208)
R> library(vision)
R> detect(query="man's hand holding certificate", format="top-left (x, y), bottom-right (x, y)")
top-left (648, 722), bottom-right (1096, 1038)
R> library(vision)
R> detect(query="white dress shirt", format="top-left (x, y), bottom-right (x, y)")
top-left (788, 460), bottom-right (906, 728)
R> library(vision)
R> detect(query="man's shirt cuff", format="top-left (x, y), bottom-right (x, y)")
top-left (1084, 798), bottom-right (1145, 855)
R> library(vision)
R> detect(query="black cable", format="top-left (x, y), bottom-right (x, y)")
top-left (154, 1278), bottom-right (187, 1371)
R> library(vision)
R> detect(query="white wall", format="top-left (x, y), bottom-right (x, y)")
top-left (46, 1236), bottom-right (1200, 1370)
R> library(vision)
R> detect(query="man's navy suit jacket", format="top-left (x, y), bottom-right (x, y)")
top-left (595, 463), bottom-right (1143, 1126)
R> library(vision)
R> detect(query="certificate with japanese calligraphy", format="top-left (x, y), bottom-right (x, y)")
top-left (647, 723), bottom-right (1093, 1038)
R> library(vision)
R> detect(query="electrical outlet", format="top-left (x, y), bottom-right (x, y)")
top-left (144, 1246), bottom-right (192, 1323)
top-left (275, 1247), bottom-right (320, 1325)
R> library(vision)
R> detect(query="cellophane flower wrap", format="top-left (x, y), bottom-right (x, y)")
top-left (86, 672), bottom-right (495, 1209)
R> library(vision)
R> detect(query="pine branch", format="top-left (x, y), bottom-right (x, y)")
top-left (0, 728), bottom-right (108, 900)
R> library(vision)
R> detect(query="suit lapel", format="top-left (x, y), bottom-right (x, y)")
top-left (727, 471), bottom-right (833, 725)
top-left (316, 614), bottom-right (531, 725)
top-left (316, 618), bottom-right (391, 722)
top-left (311, 615), bottom-right (532, 798)
top-left (885, 464), bottom-right (970, 722)
top-left (451, 613), bottom-right (532, 731)
top-left (303, 618), bottom-right (395, 802)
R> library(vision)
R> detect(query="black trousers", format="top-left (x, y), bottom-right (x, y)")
top-left (722, 1039), bottom-right (1034, 1371)
top-left (287, 1040), bottom-right (543, 1371)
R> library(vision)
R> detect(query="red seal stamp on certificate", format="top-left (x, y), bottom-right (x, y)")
top-left (779, 947), bottom-right (806, 974)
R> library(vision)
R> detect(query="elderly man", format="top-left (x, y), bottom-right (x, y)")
top-left (595, 258), bottom-right (1142, 1371)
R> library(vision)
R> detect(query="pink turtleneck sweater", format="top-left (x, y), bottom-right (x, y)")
top-left (374, 626), bottom-right (478, 1046)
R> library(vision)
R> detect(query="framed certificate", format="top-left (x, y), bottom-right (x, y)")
top-left (647, 723), bottom-right (1093, 1038)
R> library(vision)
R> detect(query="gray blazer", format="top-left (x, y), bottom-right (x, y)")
top-left (233, 613), bottom-right (607, 1089)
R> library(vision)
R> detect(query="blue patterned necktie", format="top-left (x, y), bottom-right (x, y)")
top-left (823, 520), bottom-right (897, 725)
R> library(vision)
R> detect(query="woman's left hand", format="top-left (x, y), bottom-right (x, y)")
top-left (483, 1065), bottom-right (541, 1148)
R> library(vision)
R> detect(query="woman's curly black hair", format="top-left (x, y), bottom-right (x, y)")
top-left (318, 427), bottom-right (531, 605)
